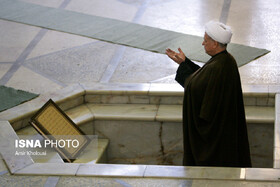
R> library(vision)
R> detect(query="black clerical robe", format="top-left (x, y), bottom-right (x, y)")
top-left (176, 50), bottom-right (252, 167)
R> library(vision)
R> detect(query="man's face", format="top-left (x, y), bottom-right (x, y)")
top-left (202, 33), bottom-right (216, 56)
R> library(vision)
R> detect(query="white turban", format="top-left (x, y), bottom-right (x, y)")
top-left (205, 21), bottom-right (232, 44)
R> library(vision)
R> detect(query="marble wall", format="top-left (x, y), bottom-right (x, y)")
top-left (86, 94), bottom-right (275, 107)
top-left (247, 123), bottom-right (274, 168)
top-left (0, 83), bottom-right (275, 168)
top-left (93, 120), bottom-right (273, 167)
top-left (94, 120), bottom-right (184, 165)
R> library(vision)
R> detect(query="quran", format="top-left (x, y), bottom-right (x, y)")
top-left (30, 99), bottom-right (90, 162)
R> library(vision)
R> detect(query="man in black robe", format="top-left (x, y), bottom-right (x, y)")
top-left (166, 21), bottom-right (252, 167)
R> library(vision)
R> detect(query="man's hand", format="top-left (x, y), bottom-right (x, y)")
top-left (165, 48), bottom-right (186, 64)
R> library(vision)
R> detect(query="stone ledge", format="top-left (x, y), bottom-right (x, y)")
top-left (82, 83), bottom-right (280, 97)
top-left (245, 168), bottom-right (280, 181)
top-left (0, 121), bottom-right (34, 173)
top-left (11, 160), bottom-right (280, 182)
top-left (76, 164), bottom-right (146, 177)
top-left (65, 103), bottom-right (275, 125)
top-left (16, 126), bottom-right (109, 165)
top-left (1, 118), bottom-right (280, 181)
top-left (0, 83), bottom-right (277, 131)
top-left (0, 83), bottom-right (279, 182)
top-left (274, 93), bottom-right (280, 168)
top-left (10, 161), bottom-right (280, 182)
top-left (86, 103), bottom-right (158, 121)
top-left (245, 106), bottom-right (275, 124)
top-left (73, 139), bottom-right (109, 164)
top-left (144, 165), bottom-right (245, 180)
top-left (14, 163), bottom-right (80, 176)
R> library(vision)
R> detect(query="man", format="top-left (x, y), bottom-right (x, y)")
top-left (166, 21), bottom-right (252, 167)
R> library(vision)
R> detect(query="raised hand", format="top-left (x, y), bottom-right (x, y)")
top-left (165, 48), bottom-right (186, 64)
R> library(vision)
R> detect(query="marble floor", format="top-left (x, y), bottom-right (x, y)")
top-left (0, 0), bottom-right (279, 95)
top-left (0, 0), bottom-right (280, 186)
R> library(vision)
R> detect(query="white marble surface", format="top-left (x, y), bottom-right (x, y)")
top-left (65, 104), bottom-right (94, 125)
top-left (27, 30), bottom-right (94, 60)
top-left (274, 148), bottom-right (280, 167)
top-left (144, 165), bottom-right (245, 180)
top-left (247, 123), bottom-right (274, 168)
top-left (15, 163), bottom-right (80, 176)
top-left (15, 126), bottom-right (65, 164)
top-left (66, 0), bottom-right (139, 21)
top-left (192, 179), bottom-right (280, 187)
top-left (94, 120), bottom-right (163, 164)
top-left (0, 121), bottom-right (34, 173)
top-left (32, 150), bottom-right (64, 164)
top-left (269, 85), bottom-right (280, 94)
top-left (0, 20), bottom-right (40, 62)
top-left (87, 103), bottom-right (158, 121)
top-left (151, 96), bottom-right (184, 105)
top-left (110, 48), bottom-right (178, 83)
top-left (72, 138), bottom-right (102, 164)
top-left (245, 106), bottom-right (274, 123)
top-left (58, 96), bottom-right (84, 111)
top-left (50, 83), bottom-right (85, 104)
top-left (6, 66), bottom-right (63, 94)
top-left (86, 94), bottom-right (151, 104)
top-left (161, 122), bottom-right (184, 165)
top-left (275, 94), bottom-right (280, 148)
top-left (78, 121), bottom-right (94, 135)
top-left (21, 0), bottom-right (64, 8)
top-left (0, 64), bottom-right (11, 81)
top-left (274, 94), bottom-right (280, 168)
top-left (77, 164), bottom-right (146, 177)
top-left (245, 168), bottom-right (280, 181)
top-left (16, 125), bottom-right (39, 136)
top-left (149, 83), bottom-right (184, 96)
top-left (82, 83), bottom-right (151, 96)
top-left (242, 85), bottom-right (269, 95)
top-left (156, 105), bottom-right (182, 122)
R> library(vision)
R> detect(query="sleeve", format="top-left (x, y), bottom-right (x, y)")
top-left (175, 57), bottom-right (200, 87)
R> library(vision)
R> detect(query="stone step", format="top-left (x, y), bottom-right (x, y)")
top-left (16, 126), bottom-right (109, 164)
top-left (65, 103), bottom-right (275, 125)
top-left (73, 139), bottom-right (109, 164)
top-left (65, 103), bottom-right (275, 167)
top-left (16, 126), bottom-right (64, 164)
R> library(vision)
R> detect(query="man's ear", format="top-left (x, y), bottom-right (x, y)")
top-left (212, 41), bottom-right (219, 49)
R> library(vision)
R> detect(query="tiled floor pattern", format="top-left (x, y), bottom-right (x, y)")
top-left (0, 0), bottom-right (280, 186)
top-left (0, 0), bottom-right (279, 95)
top-left (1, 174), bottom-right (280, 187)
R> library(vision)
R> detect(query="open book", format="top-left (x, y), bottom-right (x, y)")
top-left (30, 99), bottom-right (90, 162)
